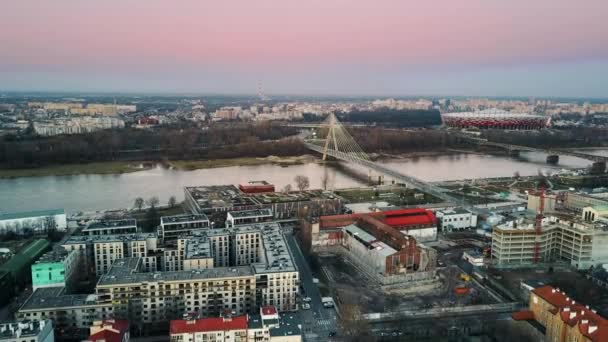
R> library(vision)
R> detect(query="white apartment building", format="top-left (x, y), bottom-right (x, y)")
top-left (22, 223), bottom-right (298, 330)
top-left (33, 117), bottom-right (125, 136)
top-left (17, 287), bottom-right (112, 332)
top-left (159, 214), bottom-right (210, 243)
top-left (0, 320), bottom-right (54, 342)
top-left (492, 215), bottom-right (608, 269)
top-left (31, 250), bottom-right (79, 291)
top-left (61, 233), bottom-right (158, 276)
top-left (435, 208), bottom-right (477, 232)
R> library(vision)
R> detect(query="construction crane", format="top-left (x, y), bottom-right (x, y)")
top-left (533, 186), bottom-right (545, 263)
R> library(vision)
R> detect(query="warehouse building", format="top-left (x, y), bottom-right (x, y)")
top-left (0, 210), bottom-right (67, 234)
top-left (435, 208), bottom-right (478, 232)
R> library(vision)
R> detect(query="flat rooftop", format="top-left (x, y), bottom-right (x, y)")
top-left (84, 219), bottom-right (137, 230)
top-left (161, 214), bottom-right (209, 224)
top-left (34, 249), bottom-right (73, 264)
top-left (228, 208), bottom-right (273, 218)
top-left (185, 185), bottom-right (259, 210)
top-left (252, 222), bottom-right (297, 274)
top-left (185, 236), bottom-right (212, 259)
top-left (19, 287), bottom-right (101, 311)
top-left (97, 260), bottom-right (254, 286)
top-left (63, 233), bottom-right (156, 245)
top-left (269, 311), bottom-right (302, 337)
top-left (0, 320), bottom-right (52, 338)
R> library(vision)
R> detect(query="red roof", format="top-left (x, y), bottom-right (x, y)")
top-left (382, 209), bottom-right (437, 227)
top-left (88, 330), bottom-right (123, 342)
top-left (170, 316), bottom-right (248, 334)
top-left (320, 209), bottom-right (436, 230)
top-left (512, 310), bottom-right (535, 321)
top-left (261, 306), bottom-right (277, 315)
top-left (533, 285), bottom-right (608, 342)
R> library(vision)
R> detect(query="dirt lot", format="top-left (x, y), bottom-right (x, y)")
top-left (316, 254), bottom-right (499, 314)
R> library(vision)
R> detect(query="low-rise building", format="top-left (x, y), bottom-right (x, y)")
top-left (0, 209), bottom-right (67, 235)
top-left (84, 319), bottom-right (129, 342)
top-left (0, 320), bottom-right (54, 342)
top-left (82, 219), bottom-right (138, 236)
top-left (31, 250), bottom-right (79, 291)
top-left (226, 209), bottom-right (273, 228)
top-left (160, 214), bottom-right (209, 243)
top-left (435, 208), bottom-right (478, 232)
top-left (169, 306), bottom-right (301, 342)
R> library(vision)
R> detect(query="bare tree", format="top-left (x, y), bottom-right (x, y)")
top-left (321, 168), bottom-right (330, 190)
top-left (134, 197), bottom-right (145, 211)
top-left (281, 184), bottom-right (292, 193)
top-left (146, 196), bottom-right (159, 209)
top-left (294, 175), bottom-right (310, 192)
top-left (340, 303), bottom-right (374, 341)
top-left (42, 216), bottom-right (57, 233)
top-left (168, 196), bottom-right (177, 208)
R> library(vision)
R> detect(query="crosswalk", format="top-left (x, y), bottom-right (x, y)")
top-left (316, 319), bottom-right (333, 327)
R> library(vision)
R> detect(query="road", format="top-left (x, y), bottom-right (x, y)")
top-left (285, 232), bottom-right (338, 341)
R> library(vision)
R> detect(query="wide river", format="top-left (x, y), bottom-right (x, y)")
top-left (1, 149), bottom-right (607, 213)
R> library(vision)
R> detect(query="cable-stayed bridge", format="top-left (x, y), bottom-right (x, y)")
top-left (303, 114), bottom-right (465, 207)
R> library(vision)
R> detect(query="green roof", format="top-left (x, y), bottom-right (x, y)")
top-left (0, 209), bottom-right (65, 221)
top-left (0, 240), bottom-right (50, 278)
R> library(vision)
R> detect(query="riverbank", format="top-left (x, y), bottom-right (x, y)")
top-left (166, 155), bottom-right (317, 171)
top-left (0, 161), bottom-right (157, 178)
top-left (0, 155), bottom-right (319, 178)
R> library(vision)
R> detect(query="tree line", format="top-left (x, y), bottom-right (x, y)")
top-left (0, 122), bottom-right (302, 169)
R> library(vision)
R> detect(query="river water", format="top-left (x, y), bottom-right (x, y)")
top-left (0, 149), bottom-right (605, 213)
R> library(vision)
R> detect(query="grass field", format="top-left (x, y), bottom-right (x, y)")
top-left (0, 161), bottom-right (155, 178)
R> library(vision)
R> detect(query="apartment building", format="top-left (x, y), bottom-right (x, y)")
top-left (160, 214), bottom-right (210, 243)
top-left (0, 320), bottom-right (54, 342)
top-left (206, 226), bottom-right (263, 268)
top-left (82, 219), bottom-right (138, 236)
top-left (61, 233), bottom-right (158, 276)
top-left (512, 285), bottom-right (608, 341)
top-left (20, 223), bottom-right (297, 331)
top-left (491, 215), bottom-right (608, 269)
top-left (17, 287), bottom-right (112, 333)
top-left (169, 306), bottom-right (301, 342)
top-left (31, 249), bottom-right (79, 291)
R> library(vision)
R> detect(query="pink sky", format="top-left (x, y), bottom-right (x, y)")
top-left (1, 0), bottom-right (608, 95)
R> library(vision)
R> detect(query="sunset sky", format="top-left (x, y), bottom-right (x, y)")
top-left (1, 0), bottom-right (607, 97)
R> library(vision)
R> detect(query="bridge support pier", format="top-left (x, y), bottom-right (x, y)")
top-left (546, 155), bottom-right (559, 165)
top-left (591, 162), bottom-right (607, 174)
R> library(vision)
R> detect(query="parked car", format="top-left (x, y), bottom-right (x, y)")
top-left (302, 303), bottom-right (311, 310)
top-left (303, 297), bottom-right (312, 302)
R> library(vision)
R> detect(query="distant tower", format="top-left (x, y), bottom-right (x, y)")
top-left (257, 81), bottom-right (270, 101)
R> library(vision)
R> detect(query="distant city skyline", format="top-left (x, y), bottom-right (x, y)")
top-left (1, 0), bottom-right (607, 97)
